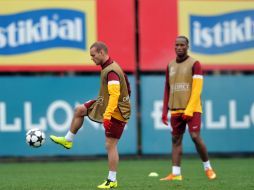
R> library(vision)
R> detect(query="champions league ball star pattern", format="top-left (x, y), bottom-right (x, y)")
top-left (26, 128), bottom-right (46, 148)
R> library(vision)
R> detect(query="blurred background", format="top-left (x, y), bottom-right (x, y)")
top-left (0, 0), bottom-right (254, 158)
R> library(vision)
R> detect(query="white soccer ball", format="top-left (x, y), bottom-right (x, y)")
top-left (26, 128), bottom-right (46, 148)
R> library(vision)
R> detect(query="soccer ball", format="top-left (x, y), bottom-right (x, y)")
top-left (26, 128), bottom-right (46, 148)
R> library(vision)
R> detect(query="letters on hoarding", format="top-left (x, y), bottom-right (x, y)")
top-left (0, 9), bottom-right (86, 55)
top-left (179, 0), bottom-right (254, 69)
top-left (0, 0), bottom-right (136, 72)
top-left (0, 101), bottom-right (103, 132)
top-left (0, 76), bottom-right (137, 156)
top-left (190, 11), bottom-right (254, 55)
top-left (151, 100), bottom-right (254, 130)
top-left (139, 0), bottom-right (254, 71)
top-left (0, 0), bottom-right (96, 70)
top-left (141, 75), bottom-right (254, 153)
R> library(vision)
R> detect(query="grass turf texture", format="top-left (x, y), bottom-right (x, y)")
top-left (0, 158), bottom-right (253, 190)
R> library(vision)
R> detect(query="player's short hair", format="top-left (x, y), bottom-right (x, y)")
top-left (90, 41), bottom-right (108, 54)
top-left (177, 36), bottom-right (189, 45)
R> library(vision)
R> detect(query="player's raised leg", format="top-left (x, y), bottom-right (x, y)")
top-left (50, 104), bottom-right (88, 149)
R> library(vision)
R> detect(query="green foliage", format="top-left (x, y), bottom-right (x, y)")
top-left (0, 158), bottom-right (253, 190)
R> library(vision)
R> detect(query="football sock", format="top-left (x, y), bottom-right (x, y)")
top-left (172, 166), bottom-right (181, 176)
top-left (108, 171), bottom-right (117, 182)
top-left (65, 131), bottom-right (75, 142)
top-left (203, 160), bottom-right (212, 170)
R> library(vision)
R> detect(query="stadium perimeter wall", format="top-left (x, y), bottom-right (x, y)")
top-left (0, 75), bottom-right (254, 156)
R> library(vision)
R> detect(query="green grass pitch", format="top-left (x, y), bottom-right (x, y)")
top-left (0, 158), bottom-right (253, 190)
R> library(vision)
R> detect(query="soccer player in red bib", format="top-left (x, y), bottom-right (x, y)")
top-left (160, 36), bottom-right (216, 181)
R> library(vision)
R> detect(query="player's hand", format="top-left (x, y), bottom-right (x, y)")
top-left (103, 119), bottom-right (112, 130)
top-left (84, 99), bottom-right (96, 109)
top-left (162, 115), bottom-right (168, 126)
top-left (182, 114), bottom-right (192, 121)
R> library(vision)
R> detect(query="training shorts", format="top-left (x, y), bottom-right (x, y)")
top-left (170, 112), bottom-right (201, 136)
top-left (84, 100), bottom-right (126, 139)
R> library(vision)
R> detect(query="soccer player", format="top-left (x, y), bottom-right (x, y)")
top-left (50, 41), bottom-right (131, 189)
top-left (160, 36), bottom-right (216, 181)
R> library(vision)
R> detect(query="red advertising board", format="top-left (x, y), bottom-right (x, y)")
top-left (0, 0), bottom-right (135, 72)
top-left (139, 0), bottom-right (178, 71)
top-left (97, 0), bottom-right (135, 72)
